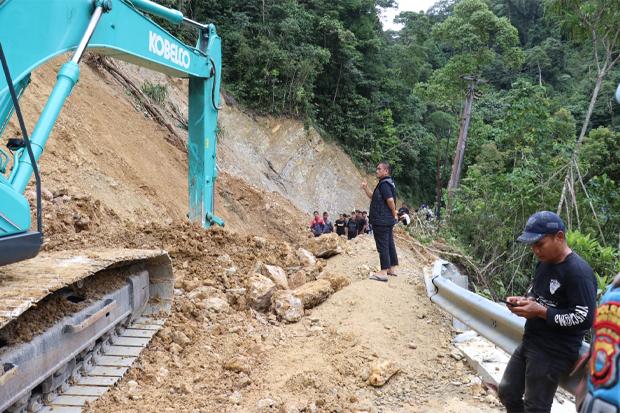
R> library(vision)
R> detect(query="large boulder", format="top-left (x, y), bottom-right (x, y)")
top-left (296, 248), bottom-right (316, 268)
top-left (293, 279), bottom-right (334, 309)
top-left (303, 233), bottom-right (344, 258)
top-left (272, 290), bottom-right (304, 322)
top-left (246, 274), bottom-right (276, 311)
top-left (288, 269), bottom-right (307, 289)
top-left (318, 272), bottom-right (350, 292)
top-left (262, 264), bottom-right (289, 290)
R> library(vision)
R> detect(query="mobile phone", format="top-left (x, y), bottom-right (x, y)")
top-left (499, 299), bottom-right (517, 307)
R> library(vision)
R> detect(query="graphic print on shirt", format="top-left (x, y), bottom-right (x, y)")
top-left (550, 279), bottom-right (561, 294)
top-left (590, 300), bottom-right (620, 388)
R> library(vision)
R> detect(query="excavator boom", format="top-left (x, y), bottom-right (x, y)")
top-left (0, 0), bottom-right (222, 265)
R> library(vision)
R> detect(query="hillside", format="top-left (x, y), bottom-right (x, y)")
top-left (4, 54), bottom-right (503, 412)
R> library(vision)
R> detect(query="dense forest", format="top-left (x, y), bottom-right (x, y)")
top-left (154, 0), bottom-right (620, 299)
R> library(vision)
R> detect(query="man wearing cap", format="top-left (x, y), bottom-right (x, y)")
top-left (498, 211), bottom-right (597, 413)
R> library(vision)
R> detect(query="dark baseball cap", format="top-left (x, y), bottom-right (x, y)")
top-left (517, 211), bottom-right (565, 243)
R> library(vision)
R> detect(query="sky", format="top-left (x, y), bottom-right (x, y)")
top-left (380, 0), bottom-right (438, 31)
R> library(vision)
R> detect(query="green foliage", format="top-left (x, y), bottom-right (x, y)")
top-left (565, 230), bottom-right (620, 301)
top-left (141, 82), bottom-right (168, 106)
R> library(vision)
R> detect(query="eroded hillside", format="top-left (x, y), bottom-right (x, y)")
top-left (2, 53), bottom-right (503, 412)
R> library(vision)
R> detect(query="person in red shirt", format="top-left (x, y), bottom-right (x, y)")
top-left (310, 211), bottom-right (326, 237)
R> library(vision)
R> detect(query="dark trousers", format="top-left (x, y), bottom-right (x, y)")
top-left (498, 341), bottom-right (575, 413)
top-left (372, 225), bottom-right (398, 270)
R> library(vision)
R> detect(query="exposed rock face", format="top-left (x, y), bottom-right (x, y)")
top-left (293, 279), bottom-right (334, 309)
top-left (246, 274), bottom-right (276, 311)
top-left (216, 107), bottom-right (371, 217)
top-left (272, 290), bottom-right (303, 322)
top-left (303, 233), bottom-right (344, 258)
top-left (318, 272), bottom-right (350, 292)
top-left (367, 359), bottom-right (400, 387)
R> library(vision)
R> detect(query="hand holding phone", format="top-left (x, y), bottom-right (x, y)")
top-left (499, 299), bottom-right (517, 307)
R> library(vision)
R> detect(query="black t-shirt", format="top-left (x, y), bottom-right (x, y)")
top-left (399, 207), bottom-right (410, 216)
top-left (347, 219), bottom-right (358, 238)
top-left (356, 218), bottom-right (366, 233)
top-left (379, 182), bottom-right (393, 202)
top-left (335, 219), bottom-right (346, 235)
top-left (523, 252), bottom-right (597, 360)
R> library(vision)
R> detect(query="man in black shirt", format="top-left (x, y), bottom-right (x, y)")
top-left (356, 210), bottom-right (366, 235)
top-left (498, 211), bottom-right (597, 413)
top-left (345, 214), bottom-right (358, 240)
top-left (335, 214), bottom-right (346, 236)
top-left (360, 161), bottom-right (399, 282)
top-left (398, 203), bottom-right (409, 217)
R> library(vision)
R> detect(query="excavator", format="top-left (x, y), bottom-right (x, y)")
top-left (0, 0), bottom-right (223, 411)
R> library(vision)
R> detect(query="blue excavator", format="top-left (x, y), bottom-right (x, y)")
top-left (0, 0), bottom-right (223, 411)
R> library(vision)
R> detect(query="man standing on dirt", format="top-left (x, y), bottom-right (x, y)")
top-left (498, 211), bottom-right (597, 413)
top-left (360, 161), bottom-right (398, 282)
top-left (356, 210), bottom-right (366, 235)
top-left (310, 211), bottom-right (325, 237)
top-left (335, 214), bottom-right (346, 236)
top-left (345, 214), bottom-right (358, 240)
top-left (323, 212), bottom-right (334, 234)
top-left (363, 211), bottom-right (371, 234)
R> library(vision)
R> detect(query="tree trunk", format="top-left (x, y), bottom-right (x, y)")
top-left (447, 78), bottom-right (476, 207)
top-left (435, 134), bottom-right (442, 223)
top-left (575, 74), bottom-right (603, 153)
top-left (441, 131), bottom-right (451, 191)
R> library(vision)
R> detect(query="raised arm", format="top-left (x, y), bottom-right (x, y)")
top-left (360, 180), bottom-right (372, 199)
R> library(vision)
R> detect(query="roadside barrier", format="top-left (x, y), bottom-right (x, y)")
top-left (425, 260), bottom-right (588, 395)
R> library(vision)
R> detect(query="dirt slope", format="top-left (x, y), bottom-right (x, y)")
top-left (3, 54), bottom-right (502, 412)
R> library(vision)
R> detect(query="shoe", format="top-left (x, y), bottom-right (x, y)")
top-left (369, 274), bottom-right (388, 282)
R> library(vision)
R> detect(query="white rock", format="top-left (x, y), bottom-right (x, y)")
top-left (257, 398), bottom-right (275, 408)
top-left (272, 290), bottom-right (304, 322)
top-left (263, 264), bottom-right (289, 290)
top-left (204, 297), bottom-right (230, 313)
top-left (246, 274), bottom-right (276, 311)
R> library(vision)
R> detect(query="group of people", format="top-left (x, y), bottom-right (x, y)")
top-left (310, 210), bottom-right (371, 240)
top-left (313, 160), bottom-right (610, 413)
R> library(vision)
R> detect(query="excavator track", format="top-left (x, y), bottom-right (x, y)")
top-left (0, 249), bottom-right (174, 413)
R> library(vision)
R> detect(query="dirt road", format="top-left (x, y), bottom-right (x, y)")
top-left (88, 234), bottom-right (503, 413)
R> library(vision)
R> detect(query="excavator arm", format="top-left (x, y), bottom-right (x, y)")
top-left (0, 0), bottom-right (223, 266)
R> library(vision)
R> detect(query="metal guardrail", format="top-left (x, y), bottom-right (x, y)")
top-left (425, 260), bottom-right (589, 395)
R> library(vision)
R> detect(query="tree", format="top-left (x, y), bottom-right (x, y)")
top-left (545, 0), bottom-right (620, 152)
top-left (430, 0), bottom-right (524, 204)
top-left (426, 111), bottom-right (458, 222)
top-left (526, 46), bottom-right (551, 86)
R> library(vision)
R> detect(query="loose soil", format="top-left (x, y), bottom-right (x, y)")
top-left (2, 54), bottom-right (504, 412)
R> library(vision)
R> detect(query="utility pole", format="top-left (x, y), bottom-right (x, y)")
top-left (447, 75), bottom-right (487, 209)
